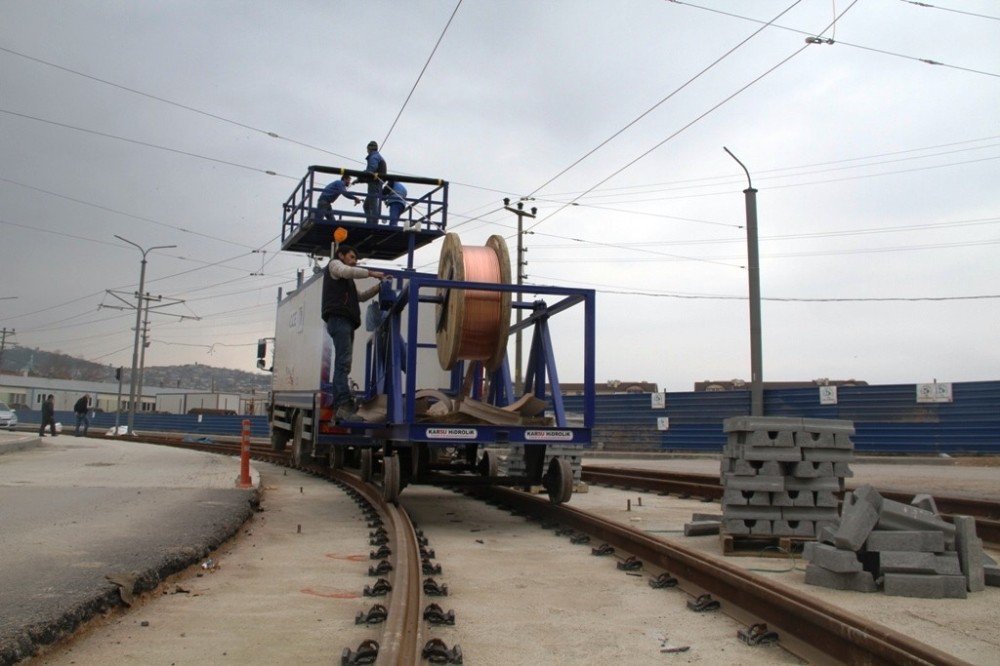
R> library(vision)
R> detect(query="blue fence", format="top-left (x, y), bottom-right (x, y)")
top-left (21, 411), bottom-right (270, 439)
top-left (18, 380), bottom-right (1000, 454)
top-left (565, 380), bottom-right (1000, 454)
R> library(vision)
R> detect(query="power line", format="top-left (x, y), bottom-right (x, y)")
top-left (527, 0), bottom-right (806, 198)
top-left (0, 107), bottom-right (297, 179)
top-left (0, 44), bottom-right (357, 163)
top-left (528, 273), bottom-right (1000, 302)
top-left (898, 0), bottom-right (1000, 22)
top-left (666, 0), bottom-right (1000, 78)
top-left (382, 0), bottom-right (463, 149)
top-left (0, 176), bottom-right (258, 250)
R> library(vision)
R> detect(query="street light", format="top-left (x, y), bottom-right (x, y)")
top-left (115, 235), bottom-right (176, 435)
top-left (723, 148), bottom-right (763, 417)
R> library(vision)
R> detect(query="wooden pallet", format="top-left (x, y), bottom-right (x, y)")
top-left (720, 533), bottom-right (814, 558)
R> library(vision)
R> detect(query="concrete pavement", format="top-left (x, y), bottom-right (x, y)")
top-left (0, 432), bottom-right (259, 664)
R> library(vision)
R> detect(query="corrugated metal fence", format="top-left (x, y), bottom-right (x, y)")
top-left (565, 380), bottom-right (1000, 454)
top-left (20, 380), bottom-right (999, 453)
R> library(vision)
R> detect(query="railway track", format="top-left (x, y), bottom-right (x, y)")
top-left (134, 434), bottom-right (988, 664)
top-left (581, 465), bottom-right (1000, 547)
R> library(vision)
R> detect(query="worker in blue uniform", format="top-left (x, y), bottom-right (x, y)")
top-left (322, 244), bottom-right (387, 420)
top-left (363, 141), bottom-right (387, 225)
top-left (383, 180), bottom-right (408, 227)
top-left (316, 175), bottom-right (360, 221)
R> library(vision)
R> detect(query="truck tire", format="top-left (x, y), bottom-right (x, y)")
top-left (271, 424), bottom-right (290, 452)
top-left (291, 412), bottom-right (307, 467)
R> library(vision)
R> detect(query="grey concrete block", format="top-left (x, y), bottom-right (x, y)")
top-left (818, 525), bottom-right (838, 545)
top-left (800, 417), bottom-right (856, 435)
top-left (691, 513), bottom-right (722, 522)
top-left (750, 519), bottom-right (773, 536)
top-left (722, 488), bottom-right (749, 506)
top-left (852, 485), bottom-right (884, 510)
top-left (720, 457), bottom-right (735, 475)
top-left (748, 491), bottom-right (772, 506)
top-left (879, 551), bottom-right (960, 575)
top-left (741, 445), bottom-right (802, 462)
top-left (805, 542), bottom-right (863, 572)
top-left (723, 505), bottom-right (782, 520)
top-left (723, 416), bottom-right (803, 433)
top-left (882, 573), bottom-right (967, 599)
top-left (983, 551), bottom-right (997, 566)
top-left (784, 476), bottom-right (841, 491)
top-left (684, 521), bottom-right (721, 536)
top-left (772, 490), bottom-right (815, 507)
top-left (723, 519), bottom-right (750, 535)
top-left (910, 493), bottom-right (939, 515)
top-left (723, 474), bottom-right (784, 491)
top-left (815, 490), bottom-right (839, 507)
top-left (782, 506), bottom-right (840, 522)
top-left (732, 459), bottom-right (759, 475)
top-left (747, 430), bottom-right (796, 448)
top-left (954, 515), bottom-right (986, 592)
top-left (772, 520), bottom-right (815, 537)
top-left (802, 447), bottom-right (854, 462)
top-left (984, 564), bottom-right (1000, 587)
top-left (722, 442), bottom-right (742, 459)
top-left (833, 461), bottom-right (854, 478)
top-left (876, 499), bottom-right (955, 540)
top-left (864, 530), bottom-right (946, 553)
top-left (834, 495), bottom-right (880, 551)
top-left (788, 461), bottom-right (836, 478)
top-left (804, 563), bottom-right (878, 592)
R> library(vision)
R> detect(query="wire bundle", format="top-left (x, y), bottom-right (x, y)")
top-left (435, 233), bottom-right (511, 372)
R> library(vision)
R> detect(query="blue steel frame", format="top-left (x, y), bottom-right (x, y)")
top-left (351, 272), bottom-right (596, 448)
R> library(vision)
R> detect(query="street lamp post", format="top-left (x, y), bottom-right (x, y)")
top-left (115, 235), bottom-right (176, 435)
top-left (723, 148), bottom-right (763, 417)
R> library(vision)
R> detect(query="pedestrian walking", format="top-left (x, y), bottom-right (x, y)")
top-left (39, 394), bottom-right (57, 437)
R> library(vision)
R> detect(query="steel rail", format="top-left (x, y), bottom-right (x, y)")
top-left (332, 470), bottom-right (424, 666)
top-left (583, 466), bottom-right (1000, 546)
top-left (471, 485), bottom-right (970, 666)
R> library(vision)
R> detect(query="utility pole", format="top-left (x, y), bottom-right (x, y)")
top-left (502, 198), bottom-right (536, 395)
top-left (108, 236), bottom-right (177, 435)
top-left (0, 327), bottom-right (14, 374)
top-left (724, 147), bottom-right (763, 417)
top-left (136, 292), bottom-right (158, 417)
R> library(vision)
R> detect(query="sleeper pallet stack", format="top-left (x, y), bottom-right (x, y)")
top-left (720, 416), bottom-right (855, 544)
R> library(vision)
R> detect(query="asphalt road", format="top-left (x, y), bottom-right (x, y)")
top-left (0, 434), bottom-right (258, 664)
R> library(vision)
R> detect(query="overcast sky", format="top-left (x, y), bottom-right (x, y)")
top-left (1, 0), bottom-right (997, 392)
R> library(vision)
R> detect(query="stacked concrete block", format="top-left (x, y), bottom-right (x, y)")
top-left (720, 417), bottom-right (854, 538)
top-left (502, 444), bottom-right (583, 485)
top-left (804, 484), bottom-right (995, 599)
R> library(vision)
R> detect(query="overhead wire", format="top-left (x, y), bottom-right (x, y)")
top-left (527, 0), bottom-right (805, 198)
top-left (666, 0), bottom-right (1000, 78)
top-left (381, 0), bottom-right (463, 149)
top-left (525, 1), bottom-right (863, 235)
top-left (897, 0), bottom-right (1000, 22)
top-left (0, 107), bottom-right (298, 179)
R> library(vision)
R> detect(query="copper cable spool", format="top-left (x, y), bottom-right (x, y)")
top-left (435, 233), bottom-right (512, 372)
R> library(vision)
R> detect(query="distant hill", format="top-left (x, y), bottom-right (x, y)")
top-left (0, 347), bottom-right (271, 393)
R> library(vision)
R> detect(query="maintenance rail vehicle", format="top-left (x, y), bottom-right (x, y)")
top-left (259, 165), bottom-right (596, 503)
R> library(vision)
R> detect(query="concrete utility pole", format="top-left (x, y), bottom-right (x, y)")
top-left (724, 147), bottom-right (764, 417)
top-left (0, 327), bottom-right (14, 374)
top-left (502, 198), bottom-right (536, 395)
top-left (112, 236), bottom-right (177, 435)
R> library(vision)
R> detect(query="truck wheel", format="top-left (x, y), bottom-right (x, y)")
top-left (271, 426), bottom-right (290, 452)
top-left (330, 446), bottom-right (345, 470)
top-left (360, 448), bottom-right (374, 483)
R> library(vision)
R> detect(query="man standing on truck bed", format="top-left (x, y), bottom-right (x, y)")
top-left (322, 244), bottom-right (387, 420)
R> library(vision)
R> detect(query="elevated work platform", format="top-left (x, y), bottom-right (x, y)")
top-left (281, 165), bottom-right (448, 261)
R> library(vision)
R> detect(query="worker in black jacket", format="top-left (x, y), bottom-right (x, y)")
top-left (39, 394), bottom-right (57, 437)
top-left (74, 394), bottom-right (91, 436)
top-left (322, 244), bottom-right (386, 420)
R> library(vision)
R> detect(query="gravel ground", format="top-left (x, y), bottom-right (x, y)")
top-left (34, 456), bottom-right (1000, 665)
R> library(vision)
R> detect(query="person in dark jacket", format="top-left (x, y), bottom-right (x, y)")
top-left (74, 394), bottom-right (91, 436)
top-left (39, 394), bottom-right (57, 437)
top-left (321, 244), bottom-right (387, 420)
top-left (363, 141), bottom-right (387, 225)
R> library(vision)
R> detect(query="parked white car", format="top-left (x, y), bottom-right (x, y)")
top-left (0, 402), bottom-right (17, 431)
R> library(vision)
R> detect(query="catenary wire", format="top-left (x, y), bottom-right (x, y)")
top-left (898, 0), bottom-right (1000, 22)
top-left (381, 0), bottom-right (463, 149)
